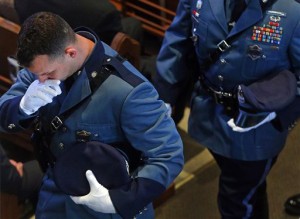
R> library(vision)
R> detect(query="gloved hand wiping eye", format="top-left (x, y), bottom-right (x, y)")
top-left (20, 79), bottom-right (61, 115)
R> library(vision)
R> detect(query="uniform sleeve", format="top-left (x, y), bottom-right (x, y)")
top-left (154, 0), bottom-right (195, 105)
top-left (0, 69), bottom-right (37, 132)
top-left (275, 19), bottom-right (300, 130)
top-left (109, 81), bottom-right (184, 219)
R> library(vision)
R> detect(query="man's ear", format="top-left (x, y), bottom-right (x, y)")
top-left (65, 47), bottom-right (77, 58)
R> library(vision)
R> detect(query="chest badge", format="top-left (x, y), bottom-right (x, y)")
top-left (76, 130), bottom-right (91, 142)
top-left (247, 44), bottom-right (264, 61)
top-left (251, 16), bottom-right (283, 45)
top-left (270, 16), bottom-right (281, 22)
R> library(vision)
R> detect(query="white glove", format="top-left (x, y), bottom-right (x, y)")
top-left (70, 170), bottom-right (116, 213)
top-left (20, 79), bottom-right (61, 115)
top-left (227, 112), bottom-right (276, 132)
top-left (165, 103), bottom-right (172, 117)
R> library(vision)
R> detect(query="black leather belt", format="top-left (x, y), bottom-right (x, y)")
top-left (199, 77), bottom-right (235, 102)
top-left (199, 78), bottom-right (238, 116)
top-left (205, 85), bottom-right (235, 105)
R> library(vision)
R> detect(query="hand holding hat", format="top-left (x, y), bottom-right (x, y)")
top-left (71, 170), bottom-right (116, 213)
top-left (227, 111), bottom-right (276, 132)
top-left (227, 84), bottom-right (277, 132)
top-left (238, 70), bottom-right (297, 111)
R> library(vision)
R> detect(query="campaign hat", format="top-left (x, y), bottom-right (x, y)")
top-left (240, 70), bottom-right (297, 111)
top-left (53, 141), bottom-right (131, 196)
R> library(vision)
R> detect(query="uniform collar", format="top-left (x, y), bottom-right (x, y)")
top-left (58, 27), bottom-right (106, 115)
top-left (75, 27), bottom-right (106, 77)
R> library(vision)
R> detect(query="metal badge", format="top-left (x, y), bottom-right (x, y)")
top-left (270, 16), bottom-right (281, 22)
top-left (76, 130), bottom-right (91, 142)
top-left (266, 10), bottom-right (287, 17)
top-left (247, 44), bottom-right (264, 60)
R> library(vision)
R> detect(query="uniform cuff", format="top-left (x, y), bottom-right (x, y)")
top-left (109, 177), bottom-right (165, 219)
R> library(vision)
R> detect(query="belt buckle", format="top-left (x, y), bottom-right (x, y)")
top-left (51, 116), bottom-right (63, 131)
top-left (217, 40), bottom-right (230, 52)
top-left (212, 91), bottom-right (224, 104)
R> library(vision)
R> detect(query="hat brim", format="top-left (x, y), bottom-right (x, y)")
top-left (53, 141), bottom-right (131, 196)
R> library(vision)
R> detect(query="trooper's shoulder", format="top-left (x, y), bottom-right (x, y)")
top-left (104, 55), bottom-right (145, 88)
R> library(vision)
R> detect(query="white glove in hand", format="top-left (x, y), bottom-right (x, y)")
top-left (227, 112), bottom-right (276, 132)
top-left (70, 170), bottom-right (116, 214)
top-left (20, 80), bottom-right (61, 115)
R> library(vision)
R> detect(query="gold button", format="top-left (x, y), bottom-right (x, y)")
top-left (91, 71), bottom-right (97, 78)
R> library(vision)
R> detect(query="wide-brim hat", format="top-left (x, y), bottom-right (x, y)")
top-left (53, 141), bottom-right (131, 196)
top-left (240, 70), bottom-right (297, 111)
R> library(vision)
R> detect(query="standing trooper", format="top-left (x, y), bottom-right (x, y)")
top-left (154, 0), bottom-right (300, 218)
top-left (0, 12), bottom-right (184, 219)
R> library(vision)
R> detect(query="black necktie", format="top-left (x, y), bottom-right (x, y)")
top-left (230, 0), bottom-right (247, 23)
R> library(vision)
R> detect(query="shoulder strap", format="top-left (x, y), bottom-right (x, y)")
top-left (50, 54), bottom-right (144, 132)
top-left (50, 55), bottom-right (114, 132)
top-left (105, 54), bottom-right (144, 87)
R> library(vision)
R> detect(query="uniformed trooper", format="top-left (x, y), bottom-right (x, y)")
top-left (0, 12), bottom-right (184, 219)
top-left (154, 0), bottom-right (300, 218)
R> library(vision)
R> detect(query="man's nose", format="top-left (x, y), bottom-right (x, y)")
top-left (38, 76), bottom-right (48, 83)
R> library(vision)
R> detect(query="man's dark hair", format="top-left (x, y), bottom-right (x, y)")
top-left (17, 12), bottom-right (76, 67)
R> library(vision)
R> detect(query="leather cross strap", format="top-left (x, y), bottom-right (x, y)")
top-left (50, 54), bottom-right (122, 132)
top-left (202, 0), bottom-right (276, 70)
top-left (49, 52), bottom-right (144, 133)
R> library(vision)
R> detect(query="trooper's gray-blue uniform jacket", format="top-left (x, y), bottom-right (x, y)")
top-left (155, 0), bottom-right (300, 160)
top-left (0, 31), bottom-right (184, 219)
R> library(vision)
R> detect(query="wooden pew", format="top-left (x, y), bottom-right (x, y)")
top-left (0, 16), bottom-right (32, 152)
top-left (0, 193), bottom-right (22, 219)
top-left (0, 16), bottom-right (20, 82)
top-left (0, 17), bottom-right (27, 219)
top-left (110, 0), bottom-right (178, 37)
top-left (110, 32), bottom-right (141, 69)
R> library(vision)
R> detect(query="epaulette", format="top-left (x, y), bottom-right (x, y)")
top-left (105, 54), bottom-right (144, 88)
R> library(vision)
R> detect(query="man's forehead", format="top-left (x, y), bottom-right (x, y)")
top-left (28, 55), bottom-right (52, 74)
